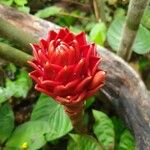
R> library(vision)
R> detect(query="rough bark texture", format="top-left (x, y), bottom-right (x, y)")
top-left (0, 4), bottom-right (150, 149)
top-left (117, 0), bottom-right (149, 60)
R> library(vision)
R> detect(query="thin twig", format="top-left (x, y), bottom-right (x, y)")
top-left (92, 0), bottom-right (100, 21)
top-left (91, 0), bottom-right (106, 22)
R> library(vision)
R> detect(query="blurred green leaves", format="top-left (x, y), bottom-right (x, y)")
top-left (0, 69), bottom-right (32, 103)
top-left (142, 6), bottom-right (150, 30)
top-left (14, 0), bottom-right (27, 6)
top-left (35, 6), bottom-right (62, 18)
top-left (89, 21), bottom-right (107, 46)
top-left (0, 0), bottom-right (30, 13)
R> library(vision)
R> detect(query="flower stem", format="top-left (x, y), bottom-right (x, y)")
top-left (64, 102), bottom-right (87, 134)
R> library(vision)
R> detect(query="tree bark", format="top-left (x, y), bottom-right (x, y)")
top-left (117, 0), bottom-right (149, 61)
top-left (0, 4), bottom-right (150, 149)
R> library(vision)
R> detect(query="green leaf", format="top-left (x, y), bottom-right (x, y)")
top-left (89, 22), bottom-right (107, 46)
top-left (139, 57), bottom-right (150, 71)
top-left (107, 17), bottom-right (124, 51)
top-left (118, 130), bottom-right (135, 150)
top-left (5, 63), bottom-right (17, 74)
top-left (0, 69), bottom-right (32, 103)
top-left (85, 22), bottom-right (96, 32)
top-left (0, 87), bottom-right (8, 103)
top-left (6, 69), bottom-right (32, 98)
top-left (14, 0), bottom-right (28, 6)
top-left (111, 117), bottom-right (125, 146)
top-left (0, 103), bottom-right (14, 144)
top-left (107, 17), bottom-right (150, 54)
top-left (114, 8), bottom-right (126, 19)
top-left (133, 25), bottom-right (150, 54)
top-left (67, 134), bottom-right (103, 150)
top-left (17, 6), bottom-right (30, 13)
top-left (142, 6), bottom-right (150, 30)
top-left (93, 110), bottom-right (115, 150)
top-left (31, 94), bottom-right (72, 141)
top-left (69, 26), bottom-right (82, 34)
top-left (35, 6), bottom-right (62, 18)
top-left (5, 121), bottom-right (49, 150)
top-left (0, 0), bottom-right (13, 6)
top-left (85, 96), bottom-right (95, 109)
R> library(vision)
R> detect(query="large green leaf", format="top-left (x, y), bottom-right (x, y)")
top-left (89, 22), bottom-right (107, 46)
top-left (93, 110), bottom-right (115, 150)
top-left (67, 134), bottom-right (103, 150)
top-left (31, 94), bottom-right (72, 141)
top-left (35, 6), bottom-right (62, 18)
top-left (117, 130), bottom-right (135, 150)
top-left (107, 17), bottom-right (150, 54)
top-left (0, 103), bottom-right (14, 144)
top-left (5, 121), bottom-right (49, 150)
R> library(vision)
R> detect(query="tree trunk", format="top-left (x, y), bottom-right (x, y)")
top-left (0, 4), bottom-right (150, 149)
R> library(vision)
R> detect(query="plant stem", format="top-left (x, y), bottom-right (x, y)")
top-left (117, 0), bottom-right (149, 61)
top-left (92, 0), bottom-right (106, 22)
top-left (0, 42), bottom-right (33, 67)
top-left (92, 0), bottom-right (100, 21)
top-left (64, 102), bottom-right (86, 134)
top-left (0, 17), bottom-right (38, 54)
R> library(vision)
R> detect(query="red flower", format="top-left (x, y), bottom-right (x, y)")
top-left (28, 28), bottom-right (105, 106)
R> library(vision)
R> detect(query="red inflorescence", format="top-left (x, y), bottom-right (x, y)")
top-left (28, 28), bottom-right (106, 106)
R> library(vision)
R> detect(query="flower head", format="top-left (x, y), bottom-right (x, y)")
top-left (28, 28), bottom-right (105, 106)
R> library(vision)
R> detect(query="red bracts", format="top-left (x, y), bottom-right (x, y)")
top-left (28, 28), bottom-right (106, 106)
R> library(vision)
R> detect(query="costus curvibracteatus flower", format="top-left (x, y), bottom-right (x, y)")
top-left (28, 28), bottom-right (106, 132)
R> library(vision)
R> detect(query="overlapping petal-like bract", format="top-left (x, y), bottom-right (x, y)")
top-left (28, 28), bottom-right (105, 106)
